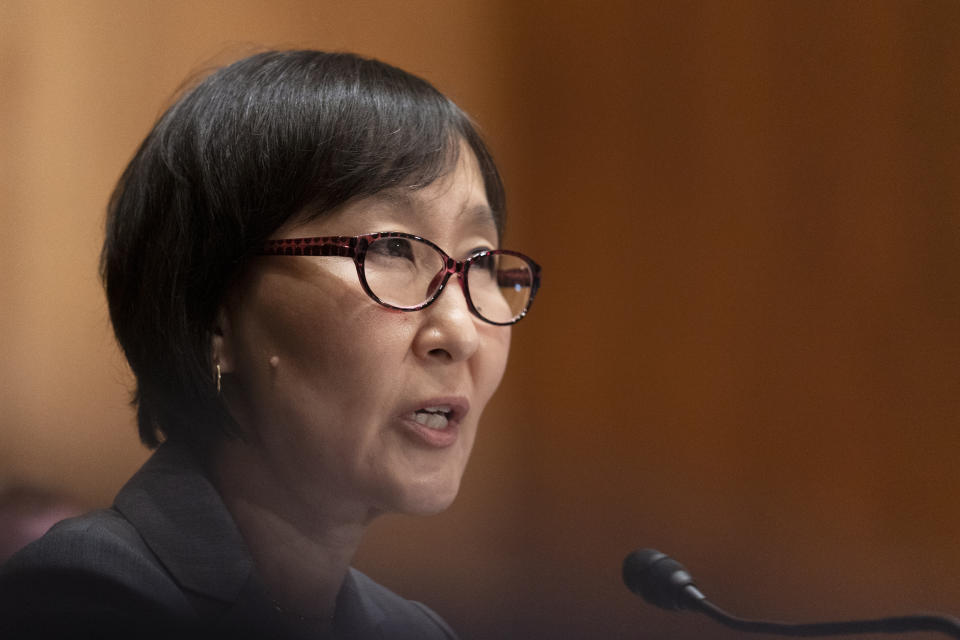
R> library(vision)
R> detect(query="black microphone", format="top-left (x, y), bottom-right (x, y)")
top-left (623, 548), bottom-right (960, 638)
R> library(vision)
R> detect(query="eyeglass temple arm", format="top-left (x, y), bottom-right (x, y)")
top-left (260, 237), bottom-right (357, 257)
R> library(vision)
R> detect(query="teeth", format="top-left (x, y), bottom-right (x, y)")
top-left (421, 405), bottom-right (452, 414)
top-left (412, 411), bottom-right (449, 430)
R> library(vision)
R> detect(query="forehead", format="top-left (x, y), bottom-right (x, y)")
top-left (362, 188), bottom-right (495, 231)
top-left (290, 144), bottom-right (497, 240)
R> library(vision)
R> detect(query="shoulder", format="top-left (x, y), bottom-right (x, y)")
top-left (7, 508), bottom-right (142, 564)
top-left (338, 568), bottom-right (459, 640)
top-left (2, 508), bottom-right (177, 591)
top-left (0, 509), bottom-right (192, 638)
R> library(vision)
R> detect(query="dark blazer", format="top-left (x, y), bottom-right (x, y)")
top-left (0, 443), bottom-right (458, 640)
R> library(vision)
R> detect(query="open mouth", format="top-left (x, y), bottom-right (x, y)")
top-left (407, 405), bottom-right (453, 430)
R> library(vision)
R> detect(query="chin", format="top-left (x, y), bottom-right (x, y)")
top-left (390, 473), bottom-right (463, 516)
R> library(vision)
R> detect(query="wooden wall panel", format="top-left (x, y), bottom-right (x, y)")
top-left (496, 2), bottom-right (960, 638)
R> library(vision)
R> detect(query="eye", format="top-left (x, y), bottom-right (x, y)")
top-left (371, 237), bottom-right (415, 261)
top-left (470, 250), bottom-right (497, 275)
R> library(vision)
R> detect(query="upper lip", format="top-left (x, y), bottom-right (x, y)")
top-left (401, 396), bottom-right (470, 424)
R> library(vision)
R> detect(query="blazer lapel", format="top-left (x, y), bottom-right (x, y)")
top-left (112, 443), bottom-right (391, 639)
top-left (113, 443), bottom-right (255, 604)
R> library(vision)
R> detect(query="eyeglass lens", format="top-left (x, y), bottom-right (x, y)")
top-left (363, 236), bottom-right (534, 324)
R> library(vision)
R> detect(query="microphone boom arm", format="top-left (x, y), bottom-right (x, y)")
top-left (689, 587), bottom-right (960, 638)
top-left (623, 549), bottom-right (960, 638)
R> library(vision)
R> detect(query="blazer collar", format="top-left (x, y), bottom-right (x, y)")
top-left (335, 569), bottom-right (387, 637)
top-left (113, 442), bottom-right (255, 603)
top-left (112, 443), bottom-right (388, 636)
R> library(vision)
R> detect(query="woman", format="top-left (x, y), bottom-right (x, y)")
top-left (0, 50), bottom-right (540, 639)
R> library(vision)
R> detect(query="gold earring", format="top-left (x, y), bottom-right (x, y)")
top-left (216, 363), bottom-right (222, 394)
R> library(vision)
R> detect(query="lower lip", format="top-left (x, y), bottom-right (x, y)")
top-left (399, 416), bottom-right (459, 448)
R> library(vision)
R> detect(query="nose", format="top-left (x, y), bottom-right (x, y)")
top-left (412, 275), bottom-right (480, 363)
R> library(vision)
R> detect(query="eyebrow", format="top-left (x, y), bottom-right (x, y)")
top-left (367, 190), bottom-right (497, 230)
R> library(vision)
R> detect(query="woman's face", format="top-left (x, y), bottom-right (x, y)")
top-left (217, 144), bottom-right (510, 522)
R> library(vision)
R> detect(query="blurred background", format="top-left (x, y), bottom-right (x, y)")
top-left (1, 1), bottom-right (958, 638)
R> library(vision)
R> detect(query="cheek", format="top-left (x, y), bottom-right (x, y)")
top-left (237, 298), bottom-right (338, 400)
top-left (475, 327), bottom-right (511, 404)
top-left (239, 268), bottom-right (368, 366)
top-left (258, 313), bottom-right (405, 413)
top-left (228, 270), bottom-right (405, 418)
top-left (228, 280), bottom-right (419, 480)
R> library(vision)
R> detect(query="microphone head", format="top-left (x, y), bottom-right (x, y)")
top-left (622, 548), bottom-right (699, 610)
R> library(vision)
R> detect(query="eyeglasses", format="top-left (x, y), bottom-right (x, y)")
top-left (259, 232), bottom-right (541, 325)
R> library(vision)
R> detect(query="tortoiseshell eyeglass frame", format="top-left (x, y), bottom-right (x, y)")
top-left (258, 231), bottom-right (541, 326)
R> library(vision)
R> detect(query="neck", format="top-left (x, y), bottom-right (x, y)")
top-left (212, 438), bottom-right (374, 625)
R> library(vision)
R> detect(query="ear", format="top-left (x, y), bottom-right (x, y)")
top-left (211, 306), bottom-right (236, 374)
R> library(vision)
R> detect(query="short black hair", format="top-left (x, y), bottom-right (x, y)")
top-left (101, 50), bottom-right (505, 450)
